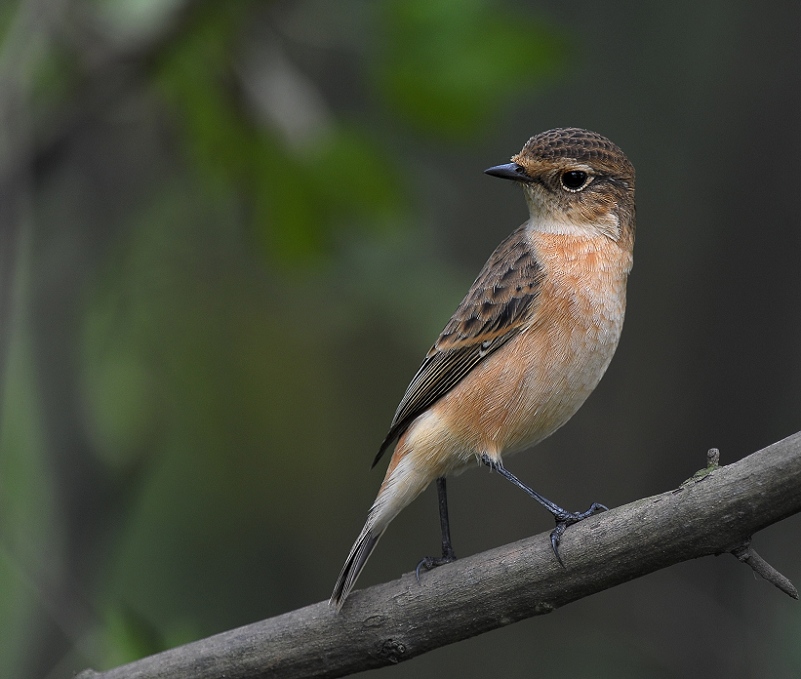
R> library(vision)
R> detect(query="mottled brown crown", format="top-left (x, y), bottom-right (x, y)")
top-left (517, 127), bottom-right (634, 183)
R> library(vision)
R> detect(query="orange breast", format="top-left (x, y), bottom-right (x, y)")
top-left (432, 231), bottom-right (632, 462)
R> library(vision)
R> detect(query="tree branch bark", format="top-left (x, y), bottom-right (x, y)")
top-left (77, 431), bottom-right (801, 679)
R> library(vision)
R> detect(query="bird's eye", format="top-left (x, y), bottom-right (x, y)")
top-left (560, 170), bottom-right (590, 192)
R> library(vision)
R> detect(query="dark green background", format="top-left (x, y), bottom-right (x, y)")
top-left (1, 1), bottom-right (800, 677)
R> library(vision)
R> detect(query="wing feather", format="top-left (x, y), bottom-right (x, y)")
top-left (373, 224), bottom-right (543, 466)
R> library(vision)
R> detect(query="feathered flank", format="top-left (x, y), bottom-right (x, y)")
top-left (373, 226), bottom-right (544, 467)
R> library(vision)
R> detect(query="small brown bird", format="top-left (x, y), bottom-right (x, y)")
top-left (331, 127), bottom-right (636, 608)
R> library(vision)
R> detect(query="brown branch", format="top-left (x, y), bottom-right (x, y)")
top-left (76, 431), bottom-right (801, 679)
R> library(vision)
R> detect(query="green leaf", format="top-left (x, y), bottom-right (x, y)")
top-left (155, 6), bottom-right (404, 264)
top-left (377, 0), bottom-right (568, 139)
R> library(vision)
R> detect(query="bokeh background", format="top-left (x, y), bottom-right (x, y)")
top-left (1, 0), bottom-right (800, 677)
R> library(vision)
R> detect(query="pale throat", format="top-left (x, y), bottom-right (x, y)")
top-left (523, 196), bottom-right (620, 241)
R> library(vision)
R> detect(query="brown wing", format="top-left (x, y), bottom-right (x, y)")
top-left (372, 224), bottom-right (543, 467)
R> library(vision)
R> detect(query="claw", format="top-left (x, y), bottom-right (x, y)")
top-left (415, 552), bottom-right (456, 583)
top-left (550, 524), bottom-right (567, 566)
top-left (549, 502), bottom-right (608, 566)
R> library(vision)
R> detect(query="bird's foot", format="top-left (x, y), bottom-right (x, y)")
top-left (550, 502), bottom-right (608, 566)
top-left (415, 548), bottom-right (457, 583)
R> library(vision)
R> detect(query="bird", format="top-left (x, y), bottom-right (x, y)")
top-left (330, 127), bottom-right (636, 609)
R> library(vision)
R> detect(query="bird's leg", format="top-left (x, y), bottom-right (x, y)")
top-left (480, 453), bottom-right (607, 566)
top-left (415, 477), bottom-right (457, 581)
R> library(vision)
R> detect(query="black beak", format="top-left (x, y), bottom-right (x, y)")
top-left (484, 162), bottom-right (531, 182)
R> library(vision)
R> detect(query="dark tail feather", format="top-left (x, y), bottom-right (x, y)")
top-left (330, 524), bottom-right (384, 609)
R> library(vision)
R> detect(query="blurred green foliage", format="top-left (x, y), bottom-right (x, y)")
top-left (378, 0), bottom-right (565, 138)
top-left (152, 0), bottom-right (560, 261)
top-left (0, 0), bottom-right (562, 675)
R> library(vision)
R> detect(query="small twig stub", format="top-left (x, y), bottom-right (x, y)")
top-left (731, 540), bottom-right (799, 600)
